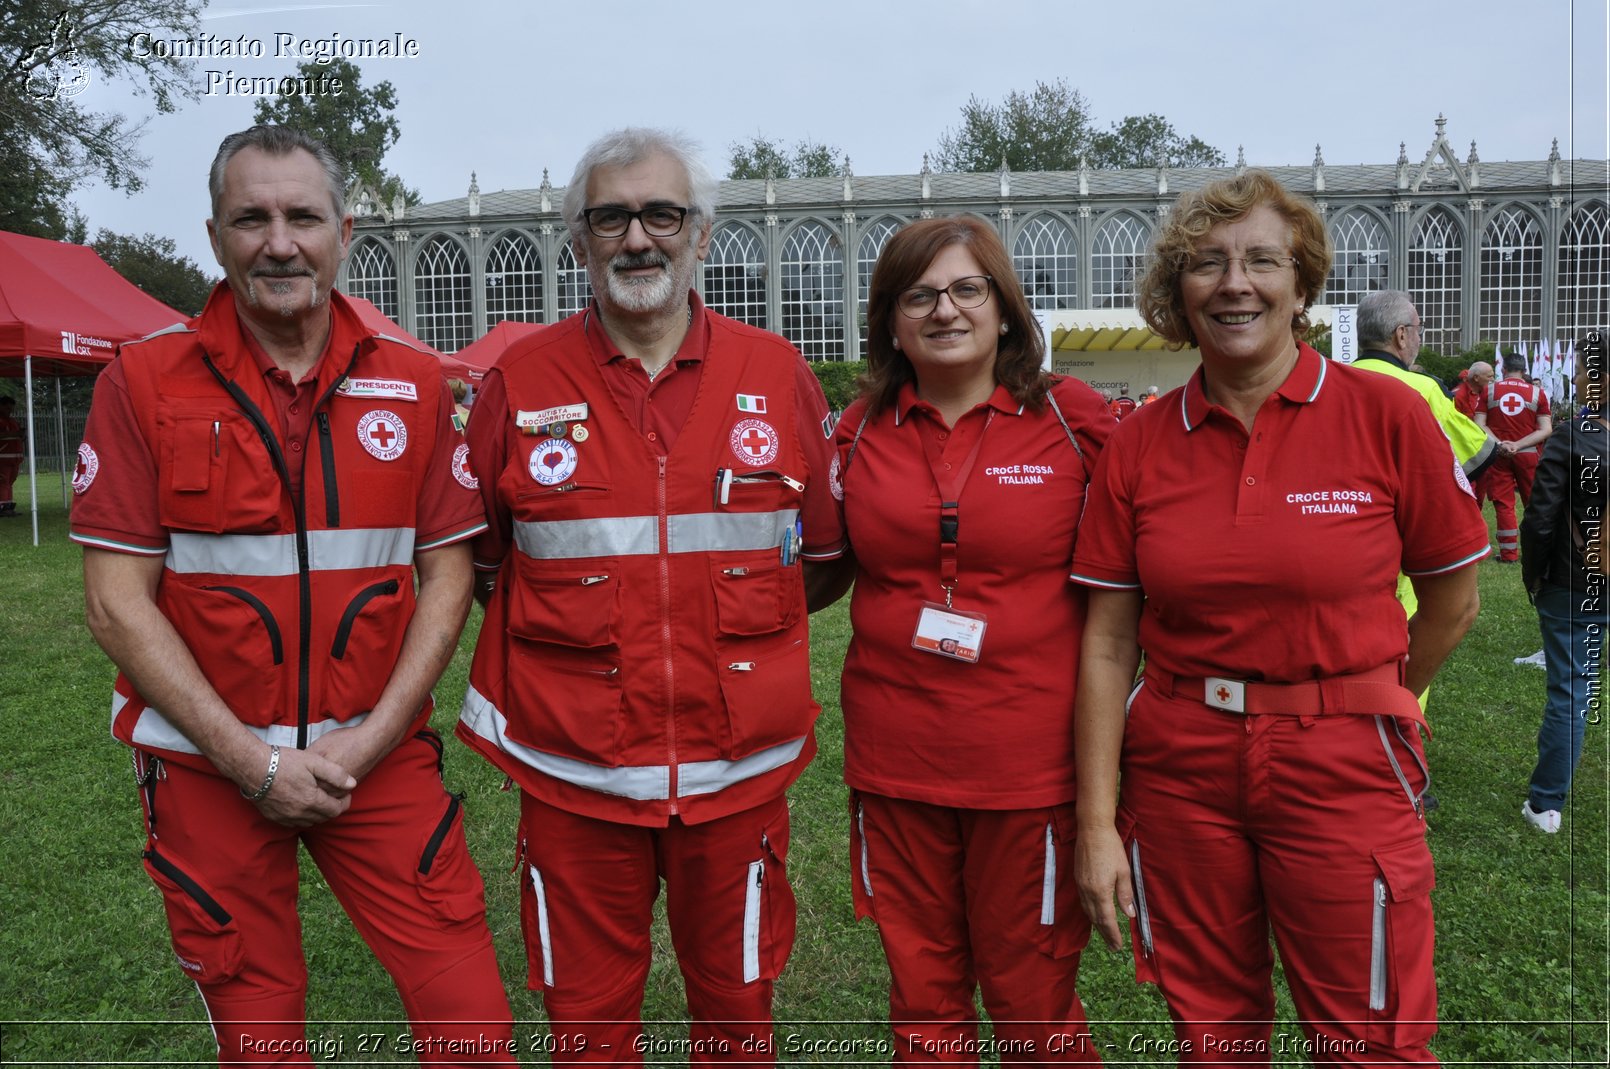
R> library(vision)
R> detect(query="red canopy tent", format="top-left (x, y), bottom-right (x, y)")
top-left (455, 319), bottom-right (545, 379)
top-left (0, 231), bottom-right (186, 543)
top-left (337, 291), bottom-right (481, 382)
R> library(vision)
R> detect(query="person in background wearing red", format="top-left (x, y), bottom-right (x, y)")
top-left (1477, 354), bottom-right (1553, 562)
top-left (834, 215), bottom-right (1113, 1063)
top-left (1072, 170), bottom-right (1485, 1064)
top-left (1110, 386), bottom-right (1137, 420)
top-left (0, 396), bottom-right (21, 516)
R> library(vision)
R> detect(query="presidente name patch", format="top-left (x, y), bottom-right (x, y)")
top-left (338, 377), bottom-right (419, 402)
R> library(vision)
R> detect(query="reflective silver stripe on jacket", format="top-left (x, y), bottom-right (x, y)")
top-left (166, 527), bottom-right (415, 576)
top-left (513, 509), bottom-right (798, 561)
top-left (114, 690), bottom-right (368, 754)
top-left (460, 684), bottom-right (805, 800)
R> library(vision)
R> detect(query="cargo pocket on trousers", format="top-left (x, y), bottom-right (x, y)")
top-left (1366, 838), bottom-right (1437, 1051)
top-left (742, 828), bottom-right (796, 984)
top-left (1116, 809), bottom-right (1160, 986)
top-left (1035, 804), bottom-right (1087, 960)
top-left (142, 847), bottom-right (244, 985)
top-left (415, 792), bottom-right (487, 927)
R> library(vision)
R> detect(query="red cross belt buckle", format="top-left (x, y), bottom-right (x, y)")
top-left (1203, 676), bottom-right (1247, 713)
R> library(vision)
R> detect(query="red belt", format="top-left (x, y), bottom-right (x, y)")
top-left (1144, 662), bottom-right (1427, 734)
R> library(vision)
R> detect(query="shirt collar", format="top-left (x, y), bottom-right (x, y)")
top-left (1359, 348), bottom-right (1409, 372)
top-left (893, 380), bottom-right (1023, 425)
top-left (583, 290), bottom-right (709, 369)
top-left (1181, 341), bottom-right (1328, 432)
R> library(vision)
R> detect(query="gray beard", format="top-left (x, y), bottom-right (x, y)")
top-left (595, 249), bottom-right (694, 314)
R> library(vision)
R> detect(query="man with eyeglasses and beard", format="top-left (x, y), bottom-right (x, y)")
top-left (459, 127), bottom-right (848, 1064)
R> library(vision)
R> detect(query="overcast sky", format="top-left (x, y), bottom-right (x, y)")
top-left (66, 0), bottom-right (1610, 274)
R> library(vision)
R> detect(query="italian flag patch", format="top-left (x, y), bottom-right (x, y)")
top-left (736, 394), bottom-right (767, 414)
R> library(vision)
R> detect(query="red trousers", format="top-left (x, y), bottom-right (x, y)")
top-left (849, 793), bottom-right (1100, 1065)
top-left (1488, 452), bottom-right (1539, 560)
top-left (135, 731), bottom-right (514, 1067)
top-left (517, 793), bottom-right (793, 1065)
top-left (1117, 683), bottom-right (1438, 1065)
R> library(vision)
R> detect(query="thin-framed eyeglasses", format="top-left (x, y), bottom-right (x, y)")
top-left (1183, 253), bottom-right (1298, 281)
top-left (897, 275), bottom-right (994, 319)
top-left (583, 206), bottom-right (690, 239)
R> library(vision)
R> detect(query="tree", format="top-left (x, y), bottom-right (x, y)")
top-left (0, 0), bottom-right (203, 234)
top-left (252, 59), bottom-right (419, 207)
top-left (1089, 114), bottom-right (1227, 169)
top-left (931, 79), bottom-right (1225, 173)
top-left (727, 135), bottom-right (843, 180)
top-left (92, 229), bottom-right (216, 316)
top-left (932, 79), bottom-right (1092, 173)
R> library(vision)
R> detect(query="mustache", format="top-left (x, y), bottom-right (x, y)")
top-left (609, 251), bottom-right (670, 273)
top-left (251, 265), bottom-right (315, 279)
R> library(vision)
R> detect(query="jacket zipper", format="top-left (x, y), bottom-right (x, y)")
top-left (316, 411), bottom-right (339, 527)
top-left (203, 348), bottom-right (358, 750)
top-left (659, 455), bottom-right (678, 811)
top-left (201, 585), bottom-right (284, 664)
top-left (331, 579), bottom-right (401, 659)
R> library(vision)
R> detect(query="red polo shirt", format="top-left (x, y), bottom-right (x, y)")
top-left (1070, 344), bottom-right (1489, 683)
top-left (466, 294), bottom-right (843, 568)
top-left (836, 377), bottom-right (1114, 808)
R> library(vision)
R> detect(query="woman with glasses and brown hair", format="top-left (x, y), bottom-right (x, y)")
top-left (832, 214), bottom-right (1113, 1063)
top-left (1069, 170), bottom-right (1487, 1063)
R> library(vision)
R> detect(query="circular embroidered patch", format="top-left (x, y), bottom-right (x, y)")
top-left (72, 442), bottom-right (99, 494)
top-left (357, 410), bottom-right (408, 462)
top-left (452, 443), bottom-right (479, 490)
top-left (828, 452), bottom-right (844, 501)
top-left (528, 438), bottom-right (578, 485)
top-left (730, 417), bottom-right (780, 467)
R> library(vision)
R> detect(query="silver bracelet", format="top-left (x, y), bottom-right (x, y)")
top-left (242, 744), bottom-right (280, 801)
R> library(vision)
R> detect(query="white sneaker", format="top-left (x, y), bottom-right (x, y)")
top-left (1522, 802), bottom-right (1561, 834)
top-left (1513, 650), bottom-right (1547, 668)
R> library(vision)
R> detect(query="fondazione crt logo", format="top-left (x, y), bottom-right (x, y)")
top-left (19, 12), bottom-right (92, 101)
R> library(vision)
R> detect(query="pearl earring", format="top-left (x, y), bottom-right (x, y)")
top-left (891, 338), bottom-right (900, 350)
top-left (1000, 323), bottom-right (1009, 335)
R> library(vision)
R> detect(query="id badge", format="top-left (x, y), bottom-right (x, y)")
top-left (911, 602), bottom-right (987, 663)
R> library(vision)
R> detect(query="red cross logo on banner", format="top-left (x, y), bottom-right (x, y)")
top-left (357, 410), bottom-right (408, 462)
top-left (729, 417), bottom-right (780, 467)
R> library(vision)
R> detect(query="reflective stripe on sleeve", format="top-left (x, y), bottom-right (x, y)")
top-left (459, 684), bottom-right (805, 800)
top-left (114, 689), bottom-right (368, 754)
top-left (513, 510), bottom-right (798, 561)
top-left (166, 528), bottom-right (414, 576)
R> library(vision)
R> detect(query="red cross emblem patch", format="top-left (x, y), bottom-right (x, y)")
top-left (452, 443), bottom-right (479, 490)
top-left (1498, 392), bottom-right (1526, 417)
top-left (730, 417), bottom-right (779, 467)
top-left (357, 410), bottom-right (408, 462)
top-left (72, 441), bottom-right (99, 494)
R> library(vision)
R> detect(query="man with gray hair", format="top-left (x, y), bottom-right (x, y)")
top-left (459, 127), bottom-right (848, 1062)
top-left (1353, 290), bottom-right (1495, 483)
top-left (72, 125), bottom-right (514, 1063)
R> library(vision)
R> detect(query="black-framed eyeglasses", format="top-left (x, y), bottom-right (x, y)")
top-left (1183, 253), bottom-right (1298, 280)
top-left (582, 206), bottom-right (690, 239)
top-left (897, 275), bottom-right (994, 319)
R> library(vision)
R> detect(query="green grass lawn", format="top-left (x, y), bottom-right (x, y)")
top-left (1, 478), bottom-right (1604, 1065)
